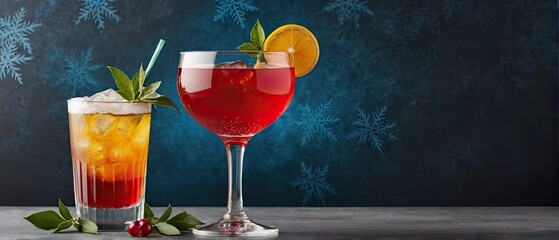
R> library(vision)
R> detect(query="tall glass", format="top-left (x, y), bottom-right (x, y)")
top-left (177, 51), bottom-right (294, 236)
top-left (67, 99), bottom-right (151, 230)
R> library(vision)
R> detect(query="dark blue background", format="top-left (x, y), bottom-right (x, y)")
top-left (0, 0), bottom-right (557, 207)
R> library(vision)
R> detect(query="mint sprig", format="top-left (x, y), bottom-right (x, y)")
top-left (237, 19), bottom-right (265, 54)
top-left (144, 203), bottom-right (204, 235)
top-left (108, 39), bottom-right (178, 111)
top-left (24, 199), bottom-right (98, 234)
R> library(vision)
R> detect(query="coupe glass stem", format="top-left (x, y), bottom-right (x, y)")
top-left (224, 143), bottom-right (247, 220)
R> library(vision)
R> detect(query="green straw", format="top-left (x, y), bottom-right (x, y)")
top-left (145, 39), bottom-right (165, 78)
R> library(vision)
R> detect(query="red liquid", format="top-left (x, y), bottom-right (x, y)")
top-left (177, 67), bottom-right (295, 144)
top-left (72, 160), bottom-right (145, 209)
top-left (85, 175), bottom-right (144, 208)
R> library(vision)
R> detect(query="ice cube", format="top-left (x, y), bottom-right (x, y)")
top-left (130, 115), bottom-right (151, 148)
top-left (89, 114), bottom-right (117, 136)
top-left (116, 115), bottom-right (142, 134)
top-left (215, 60), bottom-right (247, 69)
top-left (88, 88), bottom-right (126, 102)
top-left (108, 143), bottom-right (135, 163)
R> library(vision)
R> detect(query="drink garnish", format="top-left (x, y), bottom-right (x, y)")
top-left (107, 39), bottom-right (178, 111)
top-left (131, 203), bottom-right (204, 236)
top-left (24, 199), bottom-right (98, 234)
top-left (24, 201), bottom-right (203, 236)
top-left (237, 19), bottom-right (265, 52)
top-left (238, 20), bottom-right (320, 77)
top-left (264, 24), bottom-right (320, 77)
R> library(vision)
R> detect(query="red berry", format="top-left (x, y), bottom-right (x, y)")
top-left (127, 221), bottom-right (141, 237)
top-left (138, 219), bottom-right (153, 237)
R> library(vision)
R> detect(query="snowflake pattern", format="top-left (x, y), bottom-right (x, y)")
top-left (323, 0), bottom-right (374, 27)
top-left (75, 0), bottom-right (121, 30)
top-left (55, 48), bottom-right (102, 95)
top-left (294, 99), bottom-right (340, 146)
top-left (291, 162), bottom-right (336, 206)
top-left (213, 0), bottom-right (258, 28)
top-left (350, 106), bottom-right (397, 154)
top-left (0, 7), bottom-right (41, 84)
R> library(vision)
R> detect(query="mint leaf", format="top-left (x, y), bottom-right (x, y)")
top-left (53, 220), bottom-right (73, 233)
top-left (167, 212), bottom-right (204, 231)
top-left (57, 199), bottom-right (72, 221)
top-left (155, 222), bottom-right (181, 236)
top-left (144, 203), bottom-right (155, 219)
top-left (238, 20), bottom-right (267, 58)
top-left (141, 81), bottom-right (161, 99)
top-left (142, 96), bottom-right (179, 111)
top-left (24, 210), bottom-right (65, 230)
top-left (73, 222), bottom-right (80, 231)
top-left (250, 19), bottom-right (265, 49)
top-left (137, 65), bottom-right (146, 90)
top-left (237, 42), bottom-right (259, 51)
top-left (132, 64), bottom-right (145, 97)
top-left (116, 89), bottom-right (134, 100)
top-left (107, 66), bottom-right (134, 100)
top-left (237, 42), bottom-right (260, 58)
top-left (78, 219), bottom-right (98, 234)
top-left (105, 40), bottom-right (178, 111)
top-left (159, 204), bottom-right (172, 222)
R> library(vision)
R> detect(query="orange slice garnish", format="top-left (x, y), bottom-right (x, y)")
top-left (263, 24), bottom-right (320, 77)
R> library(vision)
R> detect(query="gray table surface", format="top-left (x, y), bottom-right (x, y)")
top-left (1, 207), bottom-right (558, 239)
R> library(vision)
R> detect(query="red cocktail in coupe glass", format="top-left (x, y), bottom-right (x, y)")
top-left (177, 51), bottom-right (294, 236)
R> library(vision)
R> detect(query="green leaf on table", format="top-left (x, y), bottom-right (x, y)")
top-left (57, 199), bottom-right (72, 220)
top-left (167, 211), bottom-right (205, 231)
top-left (53, 220), bottom-right (73, 233)
top-left (155, 222), bottom-right (181, 236)
top-left (24, 210), bottom-right (65, 230)
top-left (73, 222), bottom-right (80, 231)
top-left (78, 219), bottom-right (98, 234)
top-left (144, 203), bottom-right (155, 219)
top-left (159, 204), bottom-right (173, 222)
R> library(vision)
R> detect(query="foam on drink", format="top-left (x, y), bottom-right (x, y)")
top-left (68, 89), bottom-right (151, 115)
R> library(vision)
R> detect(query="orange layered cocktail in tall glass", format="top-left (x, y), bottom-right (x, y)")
top-left (67, 91), bottom-right (151, 230)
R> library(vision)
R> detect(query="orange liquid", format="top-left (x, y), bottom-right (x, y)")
top-left (69, 113), bottom-right (150, 208)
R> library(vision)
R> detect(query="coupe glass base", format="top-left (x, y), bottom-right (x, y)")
top-left (193, 218), bottom-right (278, 237)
